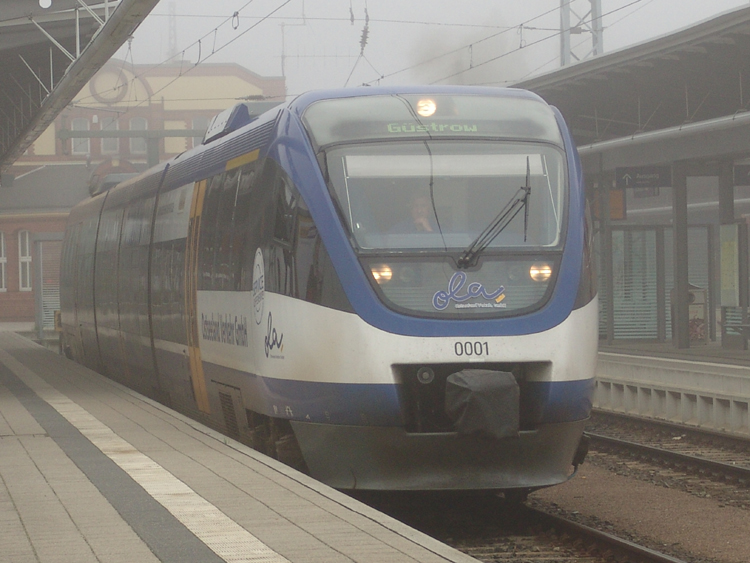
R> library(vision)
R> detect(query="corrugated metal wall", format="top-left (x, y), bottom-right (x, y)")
top-left (598, 226), bottom-right (712, 341)
top-left (40, 241), bottom-right (62, 330)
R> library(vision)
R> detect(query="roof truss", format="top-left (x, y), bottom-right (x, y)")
top-left (0, 0), bottom-right (160, 173)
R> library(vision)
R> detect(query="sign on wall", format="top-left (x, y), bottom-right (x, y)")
top-left (615, 166), bottom-right (672, 189)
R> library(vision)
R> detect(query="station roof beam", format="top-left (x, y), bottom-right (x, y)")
top-left (0, 0), bottom-right (160, 173)
top-left (516, 6), bottom-right (750, 149)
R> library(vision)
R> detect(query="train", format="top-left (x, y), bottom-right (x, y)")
top-left (60, 86), bottom-right (597, 493)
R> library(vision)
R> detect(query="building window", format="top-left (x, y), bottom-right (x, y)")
top-left (101, 116), bottom-right (119, 154)
top-left (18, 230), bottom-right (31, 291)
top-left (192, 116), bottom-right (210, 148)
top-left (0, 232), bottom-right (6, 291)
top-left (71, 118), bottom-right (90, 155)
top-left (130, 117), bottom-right (147, 154)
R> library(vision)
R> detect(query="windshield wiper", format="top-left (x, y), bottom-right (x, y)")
top-left (457, 157), bottom-right (531, 269)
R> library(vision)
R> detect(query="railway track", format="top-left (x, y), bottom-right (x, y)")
top-left (587, 411), bottom-right (750, 480)
top-left (353, 412), bottom-right (750, 563)
top-left (586, 411), bottom-right (750, 507)
top-left (461, 504), bottom-right (690, 563)
top-left (355, 492), bottom-right (690, 563)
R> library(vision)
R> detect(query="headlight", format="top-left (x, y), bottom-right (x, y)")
top-left (529, 262), bottom-right (552, 282)
top-left (371, 264), bottom-right (393, 284)
top-left (416, 98), bottom-right (437, 117)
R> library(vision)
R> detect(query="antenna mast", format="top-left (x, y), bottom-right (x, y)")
top-left (168, 2), bottom-right (178, 59)
top-left (560, 0), bottom-right (603, 66)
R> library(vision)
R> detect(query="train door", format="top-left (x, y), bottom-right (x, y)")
top-left (61, 223), bottom-right (82, 359)
top-left (77, 213), bottom-right (103, 371)
top-left (185, 179), bottom-right (211, 413)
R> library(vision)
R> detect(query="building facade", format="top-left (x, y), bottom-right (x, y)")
top-left (1, 60), bottom-right (285, 325)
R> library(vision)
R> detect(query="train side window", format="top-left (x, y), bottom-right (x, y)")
top-left (267, 168), bottom-right (299, 295)
top-left (273, 173), bottom-right (297, 246)
top-left (293, 197), bottom-right (353, 312)
top-left (198, 173), bottom-right (224, 290)
top-left (215, 168), bottom-right (241, 291)
top-left (231, 162), bottom-right (257, 290)
top-left (238, 159), bottom-right (278, 291)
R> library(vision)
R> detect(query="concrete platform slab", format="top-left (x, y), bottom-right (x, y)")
top-left (0, 332), bottom-right (477, 563)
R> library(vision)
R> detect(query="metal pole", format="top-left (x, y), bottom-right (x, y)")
top-left (76, 8), bottom-right (81, 58)
top-left (672, 162), bottom-right (690, 348)
top-left (34, 241), bottom-right (44, 342)
top-left (600, 153), bottom-right (614, 344)
top-left (590, 0), bottom-right (604, 56)
top-left (719, 161), bottom-right (735, 224)
top-left (656, 227), bottom-right (666, 341)
top-left (718, 161), bottom-right (735, 345)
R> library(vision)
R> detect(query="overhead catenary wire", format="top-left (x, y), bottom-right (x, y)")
top-left (344, 0), bottom-right (373, 86)
top-left (288, 0), bottom-right (653, 97)
top-left (428, 0), bottom-right (646, 85)
top-left (73, 0), bottom-right (292, 120)
top-left (361, 0), bottom-right (581, 86)
top-left (73, 0), bottom-right (262, 106)
top-left (71, 0), bottom-right (663, 114)
top-left (140, 13), bottom-right (515, 30)
top-left (507, 0), bottom-right (658, 85)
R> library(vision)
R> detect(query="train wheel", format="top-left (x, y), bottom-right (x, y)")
top-left (504, 488), bottom-right (530, 506)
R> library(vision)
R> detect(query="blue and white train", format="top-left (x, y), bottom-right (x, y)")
top-left (60, 86), bottom-right (597, 493)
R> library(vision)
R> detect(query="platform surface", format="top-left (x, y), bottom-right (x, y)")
top-left (0, 332), bottom-right (477, 563)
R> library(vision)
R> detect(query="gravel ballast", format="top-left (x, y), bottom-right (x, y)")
top-left (533, 463), bottom-right (750, 563)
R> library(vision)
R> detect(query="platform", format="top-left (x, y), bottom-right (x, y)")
top-left (0, 331), bottom-right (477, 563)
top-left (594, 340), bottom-right (750, 439)
top-left (599, 340), bottom-right (750, 367)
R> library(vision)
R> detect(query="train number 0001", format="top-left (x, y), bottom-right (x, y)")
top-left (454, 341), bottom-right (489, 356)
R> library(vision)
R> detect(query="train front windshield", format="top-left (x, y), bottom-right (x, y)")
top-left (303, 93), bottom-right (569, 317)
top-left (324, 142), bottom-right (564, 251)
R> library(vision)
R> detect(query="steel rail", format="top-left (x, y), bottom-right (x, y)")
top-left (592, 409), bottom-right (750, 445)
top-left (526, 506), bottom-right (689, 563)
top-left (588, 431), bottom-right (750, 482)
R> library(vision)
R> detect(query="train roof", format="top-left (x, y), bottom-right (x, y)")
top-left (287, 85), bottom-right (548, 115)
top-left (81, 86), bottom-right (554, 203)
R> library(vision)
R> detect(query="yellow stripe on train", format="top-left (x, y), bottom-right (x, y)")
top-left (225, 149), bottom-right (260, 171)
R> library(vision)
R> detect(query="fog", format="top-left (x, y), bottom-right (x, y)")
top-left (114, 0), bottom-right (749, 98)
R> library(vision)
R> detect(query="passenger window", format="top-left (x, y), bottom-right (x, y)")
top-left (238, 159), bottom-right (279, 291)
top-left (232, 163), bottom-right (257, 290)
top-left (214, 168), bottom-right (241, 290)
top-left (198, 173), bottom-right (224, 290)
top-left (273, 174), bottom-right (297, 247)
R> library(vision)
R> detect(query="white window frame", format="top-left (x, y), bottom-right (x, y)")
top-left (130, 117), bottom-right (147, 154)
top-left (71, 118), bottom-right (90, 155)
top-left (0, 232), bottom-right (6, 291)
top-left (18, 230), bottom-right (31, 291)
top-left (101, 116), bottom-right (119, 154)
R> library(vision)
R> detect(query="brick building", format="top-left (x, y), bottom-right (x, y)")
top-left (0, 166), bottom-right (89, 323)
top-left (1, 60), bottom-right (285, 326)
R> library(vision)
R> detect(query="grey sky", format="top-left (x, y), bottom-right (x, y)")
top-left (114, 1), bottom-right (749, 98)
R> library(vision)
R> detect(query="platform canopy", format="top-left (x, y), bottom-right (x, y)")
top-left (516, 4), bottom-right (750, 164)
top-left (0, 0), bottom-right (160, 173)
